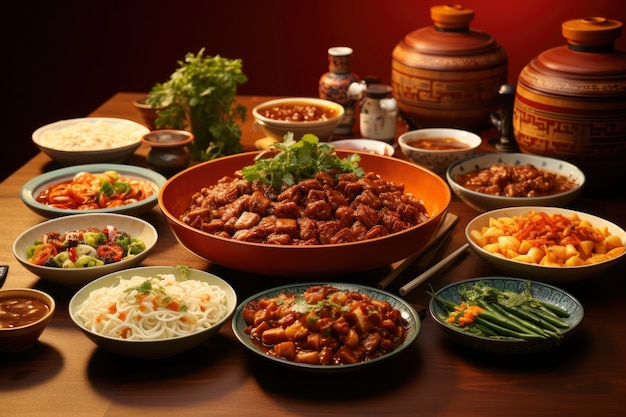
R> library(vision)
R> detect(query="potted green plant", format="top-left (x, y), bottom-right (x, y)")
top-left (146, 48), bottom-right (248, 161)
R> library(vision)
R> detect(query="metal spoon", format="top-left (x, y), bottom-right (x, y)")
top-left (0, 265), bottom-right (8, 288)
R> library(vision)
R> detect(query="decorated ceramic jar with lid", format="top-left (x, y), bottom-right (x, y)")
top-left (391, 4), bottom-right (508, 131)
top-left (319, 47), bottom-right (359, 135)
top-left (513, 17), bottom-right (626, 194)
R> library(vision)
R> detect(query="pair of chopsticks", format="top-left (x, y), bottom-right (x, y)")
top-left (377, 212), bottom-right (459, 290)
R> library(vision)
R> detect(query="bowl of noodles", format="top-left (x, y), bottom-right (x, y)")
top-left (32, 117), bottom-right (149, 165)
top-left (69, 266), bottom-right (237, 359)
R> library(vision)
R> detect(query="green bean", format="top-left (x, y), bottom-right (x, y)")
top-left (474, 316), bottom-right (546, 341)
top-left (538, 301), bottom-right (571, 318)
top-left (520, 304), bottom-right (569, 329)
top-left (499, 304), bottom-right (561, 333)
top-left (478, 310), bottom-right (545, 336)
top-left (487, 302), bottom-right (558, 340)
top-left (474, 323), bottom-right (497, 337)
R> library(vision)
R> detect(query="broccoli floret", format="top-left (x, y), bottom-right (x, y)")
top-left (83, 232), bottom-right (106, 248)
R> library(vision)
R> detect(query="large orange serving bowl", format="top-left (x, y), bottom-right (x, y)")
top-left (159, 151), bottom-right (451, 277)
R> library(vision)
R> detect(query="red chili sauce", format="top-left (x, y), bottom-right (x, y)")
top-left (0, 296), bottom-right (50, 328)
top-left (259, 103), bottom-right (338, 122)
top-left (456, 163), bottom-right (578, 197)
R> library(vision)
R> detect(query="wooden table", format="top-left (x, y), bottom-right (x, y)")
top-left (1, 92), bottom-right (625, 417)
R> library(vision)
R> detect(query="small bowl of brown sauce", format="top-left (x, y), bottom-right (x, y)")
top-left (0, 288), bottom-right (55, 352)
top-left (252, 97), bottom-right (345, 143)
top-left (446, 152), bottom-right (585, 212)
top-left (398, 128), bottom-right (482, 175)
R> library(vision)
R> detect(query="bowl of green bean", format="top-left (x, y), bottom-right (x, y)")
top-left (428, 277), bottom-right (583, 354)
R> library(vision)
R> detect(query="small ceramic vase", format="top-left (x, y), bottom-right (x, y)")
top-left (513, 17), bottom-right (626, 195)
top-left (142, 129), bottom-right (193, 177)
top-left (391, 4), bottom-right (508, 131)
top-left (319, 46), bottom-right (359, 135)
top-left (358, 84), bottom-right (398, 142)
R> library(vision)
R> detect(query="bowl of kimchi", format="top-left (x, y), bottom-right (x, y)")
top-left (20, 163), bottom-right (167, 218)
top-left (13, 213), bottom-right (158, 286)
top-left (465, 206), bottom-right (626, 283)
top-left (159, 150), bottom-right (451, 277)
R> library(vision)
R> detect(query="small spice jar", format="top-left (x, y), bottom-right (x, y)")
top-left (141, 129), bottom-right (193, 177)
top-left (359, 84), bottom-right (398, 142)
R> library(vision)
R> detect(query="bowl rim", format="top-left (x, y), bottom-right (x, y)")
top-left (446, 152), bottom-right (586, 202)
top-left (330, 138), bottom-right (395, 157)
top-left (398, 128), bottom-right (483, 152)
top-left (19, 163), bottom-right (167, 217)
top-left (0, 288), bottom-right (56, 331)
top-left (252, 97), bottom-right (345, 127)
top-left (465, 205), bottom-right (626, 271)
top-left (428, 276), bottom-right (584, 343)
top-left (68, 266), bottom-right (237, 344)
top-left (32, 117), bottom-right (149, 153)
top-left (160, 150), bottom-right (451, 251)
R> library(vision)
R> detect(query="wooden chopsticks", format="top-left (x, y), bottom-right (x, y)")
top-left (376, 212), bottom-right (458, 290)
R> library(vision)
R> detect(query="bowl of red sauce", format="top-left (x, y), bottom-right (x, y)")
top-left (0, 288), bottom-right (56, 352)
top-left (446, 153), bottom-right (585, 212)
top-left (252, 97), bottom-right (345, 142)
top-left (398, 128), bottom-right (482, 175)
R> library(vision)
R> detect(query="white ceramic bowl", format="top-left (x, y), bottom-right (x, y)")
top-left (0, 288), bottom-right (56, 352)
top-left (252, 97), bottom-right (345, 142)
top-left (330, 139), bottom-right (395, 156)
top-left (69, 266), bottom-right (237, 359)
top-left (446, 153), bottom-right (585, 212)
top-left (13, 213), bottom-right (158, 286)
top-left (20, 163), bottom-right (167, 218)
top-left (33, 117), bottom-right (149, 165)
top-left (398, 128), bottom-right (482, 175)
top-left (465, 206), bottom-right (626, 284)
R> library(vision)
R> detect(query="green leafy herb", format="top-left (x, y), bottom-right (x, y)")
top-left (147, 48), bottom-right (248, 161)
top-left (241, 133), bottom-right (365, 190)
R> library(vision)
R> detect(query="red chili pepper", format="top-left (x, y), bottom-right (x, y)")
top-left (30, 243), bottom-right (58, 265)
top-left (69, 247), bottom-right (78, 263)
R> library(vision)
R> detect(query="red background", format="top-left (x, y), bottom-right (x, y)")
top-left (5, 0), bottom-right (626, 179)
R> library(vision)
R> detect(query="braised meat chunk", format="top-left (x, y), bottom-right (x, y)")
top-left (180, 170), bottom-right (429, 245)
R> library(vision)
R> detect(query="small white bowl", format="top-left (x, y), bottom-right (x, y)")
top-left (465, 206), bottom-right (626, 284)
top-left (20, 163), bottom-right (167, 218)
top-left (330, 139), bottom-right (395, 156)
top-left (252, 97), bottom-right (345, 142)
top-left (446, 153), bottom-right (585, 212)
top-left (13, 213), bottom-right (158, 286)
top-left (69, 266), bottom-right (237, 359)
top-left (33, 117), bottom-right (149, 165)
top-left (398, 128), bottom-right (482, 175)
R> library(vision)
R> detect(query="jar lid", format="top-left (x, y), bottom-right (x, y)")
top-left (365, 84), bottom-right (392, 99)
top-left (430, 4), bottom-right (474, 30)
top-left (562, 17), bottom-right (623, 49)
top-left (328, 46), bottom-right (353, 57)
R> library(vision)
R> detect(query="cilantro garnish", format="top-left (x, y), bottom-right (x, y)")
top-left (241, 133), bottom-right (365, 190)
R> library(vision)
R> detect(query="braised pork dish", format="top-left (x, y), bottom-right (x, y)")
top-left (179, 135), bottom-right (430, 245)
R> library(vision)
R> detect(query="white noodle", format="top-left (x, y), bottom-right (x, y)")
top-left (39, 121), bottom-right (144, 151)
top-left (76, 273), bottom-right (228, 340)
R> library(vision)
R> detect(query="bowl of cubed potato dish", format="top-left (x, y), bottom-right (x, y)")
top-left (446, 153), bottom-right (585, 212)
top-left (159, 135), bottom-right (451, 277)
top-left (465, 206), bottom-right (626, 284)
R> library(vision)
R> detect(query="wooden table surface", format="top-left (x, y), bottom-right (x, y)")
top-left (1, 92), bottom-right (625, 417)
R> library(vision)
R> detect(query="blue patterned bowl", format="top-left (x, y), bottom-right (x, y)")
top-left (428, 277), bottom-right (584, 355)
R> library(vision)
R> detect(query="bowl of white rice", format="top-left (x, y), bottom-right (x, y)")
top-left (33, 117), bottom-right (149, 165)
